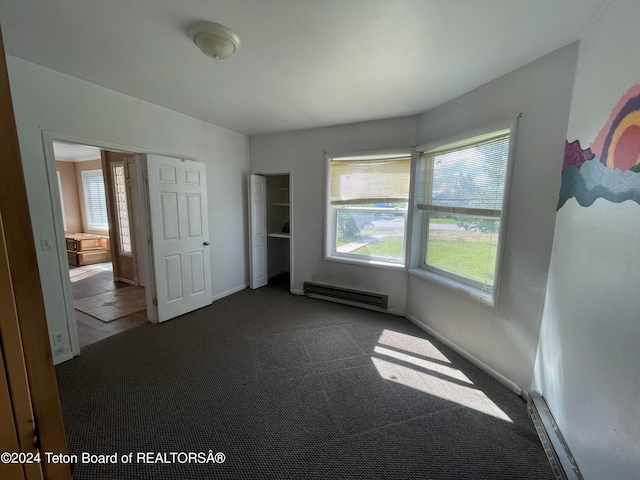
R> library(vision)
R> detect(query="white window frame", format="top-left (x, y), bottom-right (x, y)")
top-left (411, 118), bottom-right (518, 306)
top-left (81, 169), bottom-right (109, 231)
top-left (325, 149), bottom-right (411, 269)
top-left (111, 162), bottom-right (133, 256)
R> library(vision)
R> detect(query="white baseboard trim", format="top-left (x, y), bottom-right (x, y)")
top-left (52, 350), bottom-right (75, 366)
top-left (291, 288), bottom-right (304, 295)
top-left (404, 312), bottom-right (525, 398)
top-left (211, 283), bottom-right (248, 302)
top-left (113, 277), bottom-right (137, 286)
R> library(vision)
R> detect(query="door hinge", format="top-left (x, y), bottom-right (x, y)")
top-left (143, 169), bottom-right (149, 181)
top-left (152, 297), bottom-right (158, 306)
top-left (148, 237), bottom-right (153, 246)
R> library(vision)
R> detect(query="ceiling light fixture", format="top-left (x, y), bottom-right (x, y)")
top-left (187, 21), bottom-right (241, 60)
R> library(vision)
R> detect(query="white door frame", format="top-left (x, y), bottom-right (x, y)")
top-left (41, 131), bottom-right (164, 357)
top-left (133, 154), bottom-right (157, 321)
top-left (252, 169), bottom-right (294, 293)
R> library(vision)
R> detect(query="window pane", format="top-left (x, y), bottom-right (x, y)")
top-left (425, 214), bottom-right (499, 289)
top-left (335, 207), bottom-right (406, 262)
top-left (82, 171), bottom-right (109, 230)
top-left (422, 134), bottom-right (509, 210)
top-left (327, 152), bottom-right (411, 267)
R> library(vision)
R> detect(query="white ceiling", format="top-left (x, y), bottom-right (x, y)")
top-left (53, 142), bottom-right (101, 162)
top-left (0, 0), bottom-right (607, 136)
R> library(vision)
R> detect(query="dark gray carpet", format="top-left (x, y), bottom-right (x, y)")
top-left (56, 276), bottom-right (553, 480)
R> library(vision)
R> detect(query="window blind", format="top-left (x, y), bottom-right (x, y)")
top-left (418, 132), bottom-right (509, 216)
top-left (82, 170), bottom-right (109, 230)
top-left (330, 156), bottom-right (411, 205)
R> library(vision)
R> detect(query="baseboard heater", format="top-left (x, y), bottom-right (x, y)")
top-left (303, 282), bottom-right (388, 310)
top-left (528, 393), bottom-right (583, 480)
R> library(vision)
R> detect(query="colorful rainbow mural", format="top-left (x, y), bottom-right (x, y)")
top-left (558, 84), bottom-right (640, 209)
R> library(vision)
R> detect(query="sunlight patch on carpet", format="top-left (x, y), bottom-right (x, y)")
top-left (373, 329), bottom-right (512, 423)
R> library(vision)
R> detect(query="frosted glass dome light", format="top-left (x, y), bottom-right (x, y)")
top-left (187, 21), bottom-right (241, 60)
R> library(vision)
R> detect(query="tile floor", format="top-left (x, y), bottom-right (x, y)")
top-left (74, 286), bottom-right (147, 322)
top-left (70, 263), bottom-right (148, 348)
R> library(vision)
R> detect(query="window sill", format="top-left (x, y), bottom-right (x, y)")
top-left (325, 254), bottom-right (406, 271)
top-left (408, 268), bottom-right (496, 307)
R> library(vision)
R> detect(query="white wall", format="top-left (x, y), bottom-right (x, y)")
top-left (6, 56), bottom-right (250, 363)
top-left (250, 45), bottom-right (579, 389)
top-left (406, 44), bottom-right (579, 389)
top-left (250, 116), bottom-right (418, 313)
top-left (533, 1), bottom-right (640, 478)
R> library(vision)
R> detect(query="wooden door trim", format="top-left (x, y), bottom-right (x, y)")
top-left (0, 23), bottom-right (71, 480)
top-left (0, 348), bottom-right (25, 480)
top-left (0, 218), bottom-right (26, 480)
top-left (0, 213), bottom-right (41, 480)
top-left (102, 150), bottom-right (138, 284)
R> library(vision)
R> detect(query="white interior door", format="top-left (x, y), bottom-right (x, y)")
top-left (249, 174), bottom-right (268, 289)
top-left (146, 154), bottom-right (211, 322)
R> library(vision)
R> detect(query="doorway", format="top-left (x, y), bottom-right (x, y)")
top-left (52, 141), bottom-right (148, 347)
top-left (70, 264), bottom-right (147, 347)
top-left (44, 134), bottom-right (214, 356)
top-left (248, 171), bottom-right (293, 291)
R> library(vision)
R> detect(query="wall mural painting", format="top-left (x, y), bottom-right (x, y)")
top-left (558, 84), bottom-right (640, 209)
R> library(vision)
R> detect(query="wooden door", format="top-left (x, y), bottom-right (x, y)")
top-left (0, 350), bottom-right (25, 480)
top-left (103, 150), bottom-right (137, 283)
top-left (127, 156), bottom-right (146, 287)
top-left (0, 228), bottom-right (26, 480)
top-left (0, 22), bottom-right (70, 479)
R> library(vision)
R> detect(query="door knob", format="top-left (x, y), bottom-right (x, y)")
top-left (203, 241), bottom-right (210, 246)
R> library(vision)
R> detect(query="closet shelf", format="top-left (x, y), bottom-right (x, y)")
top-left (268, 233), bottom-right (290, 239)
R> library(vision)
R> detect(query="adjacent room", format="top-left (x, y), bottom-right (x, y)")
top-left (0, 1), bottom-right (638, 479)
top-left (54, 142), bottom-right (149, 347)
